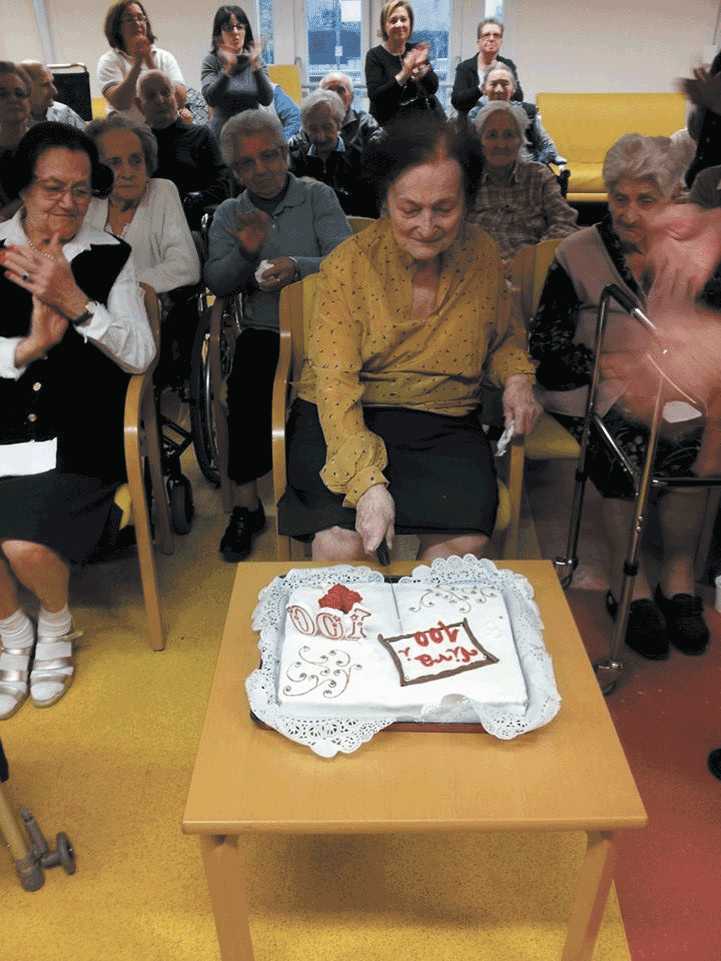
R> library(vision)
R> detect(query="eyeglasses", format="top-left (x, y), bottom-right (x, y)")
top-left (480, 31), bottom-right (502, 40)
top-left (221, 22), bottom-right (246, 33)
top-left (0, 88), bottom-right (29, 100)
top-left (32, 179), bottom-right (92, 202)
top-left (121, 14), bottom-right (147, 23)
top-left (232, 148), bottom-right (284, 176)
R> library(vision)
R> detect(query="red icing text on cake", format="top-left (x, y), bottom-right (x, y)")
top-left (379, 618), bottom-right (498, 686)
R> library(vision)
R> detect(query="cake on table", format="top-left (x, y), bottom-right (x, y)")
top-left (246, 557), bottom-right (562, 757)
top-left (278, 581), bottom-right (528, 718)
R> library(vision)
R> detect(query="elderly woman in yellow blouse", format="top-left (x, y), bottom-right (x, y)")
top-left (278, 117), bottom-right (541, 562)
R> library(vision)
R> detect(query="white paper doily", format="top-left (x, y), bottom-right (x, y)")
top-left (246, 557), bottom-right (561, 757)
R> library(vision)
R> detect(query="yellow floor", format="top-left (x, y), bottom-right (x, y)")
top-left (0, 439), bottom-right (630, 960)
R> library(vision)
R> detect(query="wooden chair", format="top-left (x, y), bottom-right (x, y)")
top-left (272, 275), bottom-right (525, 561)
top-left (510, 240), bottom-right (581, 463)
top-left (114, 284), bottom-right (174, 651)
top-left (347, 216), bottom-right (375, 234)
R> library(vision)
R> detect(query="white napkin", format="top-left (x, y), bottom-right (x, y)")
top-left (255, 259), bottom-right (273, 284)
top-left (495, 422), bottom-right (515, 458)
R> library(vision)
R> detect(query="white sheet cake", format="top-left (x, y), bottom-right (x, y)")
top-left (276, 580), bottom-right (528, 720)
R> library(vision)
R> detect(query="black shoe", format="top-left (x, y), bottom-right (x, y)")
top-left (654, 586), bottom-right (710, 655)
top-left (606, 590), bottom-right (669, 660)
top-left (219, 503), bottom-right (266, 562)
top-left (708, 748), bottom-right (721, 780)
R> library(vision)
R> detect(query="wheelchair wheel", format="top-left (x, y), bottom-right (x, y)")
top-left (190, 299), bottom-right (240, 485)
top-left (168, 476), bottom-right (194, 535)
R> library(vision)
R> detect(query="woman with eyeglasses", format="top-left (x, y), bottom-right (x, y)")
top-left (205, 111), bottom-right (350, 562)
top-left (201, 5), bottom-right (273, 142)
top-left (98, 1), bottom-right (186, 125)
top-left (0, 122), bottom-right (155, 719)
top-left (0, 62), bottom-right (32, 218)
top-left (84, 113), bottom-right (200, 384)
top-left (451, 18), bottom-right (522, 116)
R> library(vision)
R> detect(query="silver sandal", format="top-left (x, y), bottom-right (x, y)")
top-left (30, 630), bottom-right (82, 709)
top-left (0, 637), bottom-right (35, 720)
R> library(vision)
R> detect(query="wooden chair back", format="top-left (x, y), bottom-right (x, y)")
top-left (347, 216), bottom-right (375, 234)
top-left (118, 284), bottom-right (174, 650)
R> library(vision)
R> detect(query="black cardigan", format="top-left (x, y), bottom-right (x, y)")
top-left (451, 54), bottom-right (522, 114)
top-left (0, 239), bottom-right (133, 482)
top-left (365, 43), bottom-right (441, 126)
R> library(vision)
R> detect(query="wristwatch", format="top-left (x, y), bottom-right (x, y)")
top-left (288, 258), bottom-right (301, 282)
top-left (71, 301), bottom-right (99, 327)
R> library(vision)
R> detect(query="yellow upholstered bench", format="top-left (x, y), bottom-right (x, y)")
top-left (536, 92), bottom-right (687, 203)
top-left (91, 96), bottom-right (108, 119)
top-left (268, 64), bottom-right (302, 106)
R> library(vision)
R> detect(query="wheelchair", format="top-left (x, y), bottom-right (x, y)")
top-left (179, 207), bottom-right (242, 507)
top-left (149, 287), bottom-right (198, 536)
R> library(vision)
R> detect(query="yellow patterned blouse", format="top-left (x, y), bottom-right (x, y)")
top-left (296, 218), bottom-right (535, 507)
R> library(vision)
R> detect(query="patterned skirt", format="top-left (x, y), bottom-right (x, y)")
top-left (552, 407), bottom-right (703, 499)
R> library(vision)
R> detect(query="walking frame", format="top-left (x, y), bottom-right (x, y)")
top-left (0, 739), bottom-right (76, 891)
top-left (553, 283), bottom-right (721, 694)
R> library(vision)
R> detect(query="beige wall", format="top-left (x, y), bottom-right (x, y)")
top-left (3, 0), bottom-right (719, 101)
top-left (509, 0), bottom-right (718, 99)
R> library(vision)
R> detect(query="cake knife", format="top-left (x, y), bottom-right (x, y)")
top-left (388, 579), bottom-right (403, 637)
top-left (376, 538), bottom-right (390, 566)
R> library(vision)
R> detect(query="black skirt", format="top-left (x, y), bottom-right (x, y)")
top-left (0, 470), bottom-right (119, 565)
top-left (278, 399), bottom-right (499, 540)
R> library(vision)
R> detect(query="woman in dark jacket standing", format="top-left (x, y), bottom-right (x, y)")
top-left (364, 0), bottom-right (443, 127)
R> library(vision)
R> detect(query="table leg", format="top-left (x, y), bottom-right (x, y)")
top-left (199, 834), bottom-right (255, 961)
top-left (561, 831), bottom-right (616, 961)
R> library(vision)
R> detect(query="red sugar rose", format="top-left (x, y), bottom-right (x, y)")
top-left (319, 584), bottom-right (363, 613)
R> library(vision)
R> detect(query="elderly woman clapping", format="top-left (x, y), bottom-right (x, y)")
top-left (278, 116), bottom-right (541, 563)
top-left (205, 111), bottom-right (350, 561)
top-left (288, 89), bottom-right (374, 217)
top-left (0, 123), bottom-right (154, 718)
top-left (530, 133), bottom-right (717, 660)
top-left (468, 100), bottom-right (577, 262)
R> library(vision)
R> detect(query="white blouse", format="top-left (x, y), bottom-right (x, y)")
top-left (85, 178), bottom-right (200, 295)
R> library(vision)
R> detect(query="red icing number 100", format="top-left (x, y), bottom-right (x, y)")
top-left (287, 604), bottom-right (371, 640)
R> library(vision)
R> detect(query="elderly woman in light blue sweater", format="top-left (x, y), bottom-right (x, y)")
top-left (205, 110), bottom-right (351, 563)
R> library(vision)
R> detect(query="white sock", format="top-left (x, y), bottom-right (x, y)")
top-left (37, 606), bottom-right (72, 641)
top-left (0, 608), bottom-right (35, 650)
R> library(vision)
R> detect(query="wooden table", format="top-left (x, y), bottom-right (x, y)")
top-left (182, 560), bottom-right (646, 961)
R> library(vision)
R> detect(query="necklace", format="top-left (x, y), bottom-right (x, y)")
top-left (23, 234), bottom-right (58, 260)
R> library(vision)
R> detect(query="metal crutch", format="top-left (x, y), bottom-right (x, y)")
top-left (553, 283), bottom-right (721, 694)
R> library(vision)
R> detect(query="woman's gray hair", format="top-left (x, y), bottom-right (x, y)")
top-left (85, 113), bottom-right (159, 174)
top-left (300, 89), bottom-right (345, 131)
top-left (603, 133), bottom-right (686, 200)
top-left (482, 62), bottom-right (516, 93)
top-left (473, 100), bottom-right (529, 138)
top-left (219, 110), bottom-right (287, 166)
